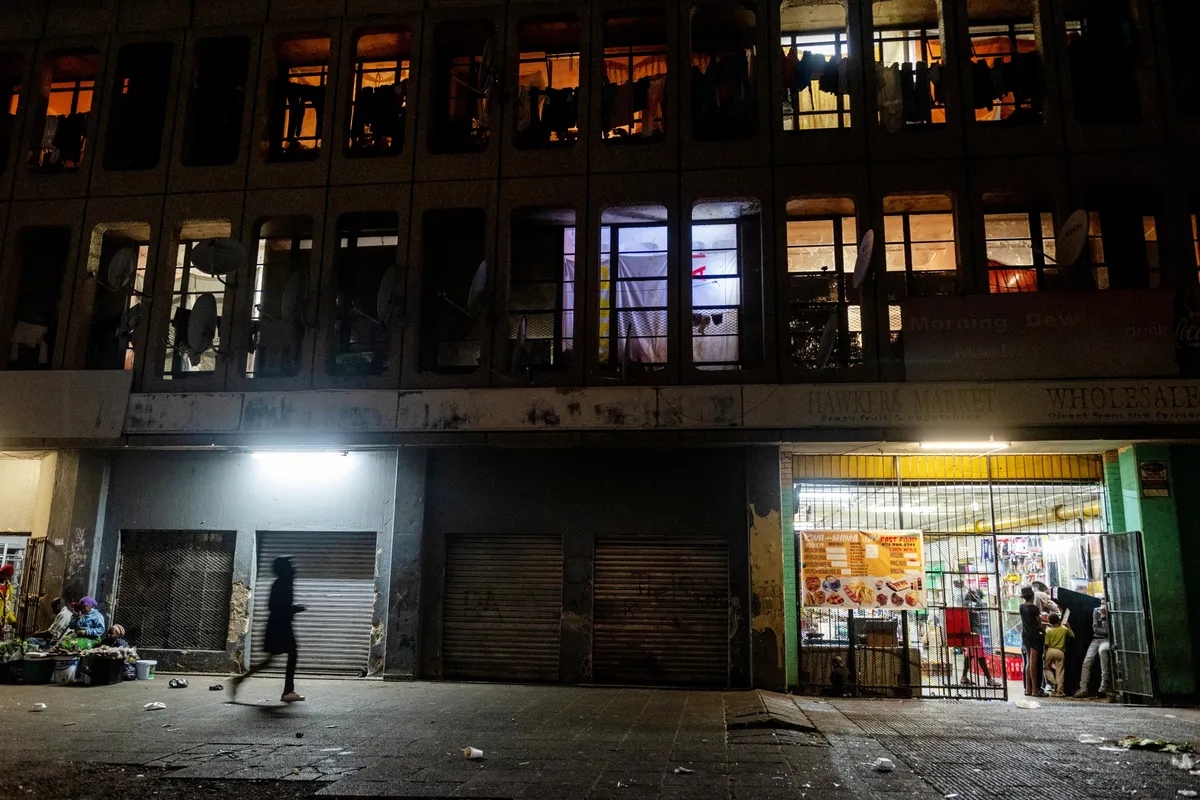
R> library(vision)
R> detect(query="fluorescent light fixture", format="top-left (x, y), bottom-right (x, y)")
top-left (918, 441), bottom-right (1009, 451)
top-left (250, 450), bottom-right (356, 480)
top-left (795, 488), bottom-right (856, 500)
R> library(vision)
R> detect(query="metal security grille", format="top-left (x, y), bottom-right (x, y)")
top-left (442, 533), bottom-right (563, 682)
top-left (16, 537), bottom-right (45, 637)
top-left (1101, 531), bottom-right (1155, 698)
top-left (593, 533), bottom-right (729, 687)
top-left (792, 454), bottom-right (1107, 700)
top-left (251, 532), bottom-right (376, 675)
top-left (115, 530), bottom-right (235, 650)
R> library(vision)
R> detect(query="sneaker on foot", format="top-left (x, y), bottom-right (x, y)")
top-left (1074, 690), bottom-right (1092, 698)
top-left (986, 679), bottom-right (1002, 688)
top-left (281, 691), bottom-right (306, 702)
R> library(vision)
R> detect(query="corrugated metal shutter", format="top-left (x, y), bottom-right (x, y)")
top-left (251, 532), bottom-right (376, 675)
top-left (442, 533), bottom-right (562, 682)
top-left (593, 533), bottom-right (729, 687)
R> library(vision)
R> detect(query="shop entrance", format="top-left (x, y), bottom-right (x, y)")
top-left (790, 453), bottom-right (1110, 699)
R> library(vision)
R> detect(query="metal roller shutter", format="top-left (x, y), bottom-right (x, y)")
top-left (593, 533), bottom-right (730, 687)
top-left (251, 532), bottom-right (376, 675)
top-left (442, 533), bottom-right (563, 682)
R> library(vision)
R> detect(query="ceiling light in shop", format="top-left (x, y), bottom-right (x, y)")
top-left (868, 505), bottom-right (937, 514)
top-left (919, 441), bottom-right (1009, 451)
top-left (795, 489), bottom-right (856, 501)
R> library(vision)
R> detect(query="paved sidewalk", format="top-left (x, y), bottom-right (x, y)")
top-left (0, 677), bottom-right (1197, 799)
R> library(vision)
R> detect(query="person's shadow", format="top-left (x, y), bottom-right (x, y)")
top-left (225, 699), bottom-right (296, 716)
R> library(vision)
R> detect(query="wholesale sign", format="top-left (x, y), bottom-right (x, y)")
top-left (801, 530), bottom-right (926, 610)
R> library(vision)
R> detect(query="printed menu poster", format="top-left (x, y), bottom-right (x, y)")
top-left (800, 530), bottom-right (926, 610)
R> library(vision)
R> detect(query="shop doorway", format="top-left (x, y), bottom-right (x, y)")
top-left (791, 454), bottom-right (1108, 699)
top-left (251, 532), bottom-right (376, 675)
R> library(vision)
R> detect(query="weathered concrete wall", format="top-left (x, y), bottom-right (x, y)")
top-left (96, 450), bottom-right (405, 674)
top-left (421, 447), bottom-right (751, 686)
top-left (747, 446), bottom-right (786, 691)
top-left (0, 458), bottom-right (40, 532)
top-left (37, 452), bottom-right (110, 619)
top-left (383, 448), bottom-right (426, 680)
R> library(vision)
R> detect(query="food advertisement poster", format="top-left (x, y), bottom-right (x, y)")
top-left (801, 530), bottom-right (926, 610)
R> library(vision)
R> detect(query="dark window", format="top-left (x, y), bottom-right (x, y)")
top-left (347, 30), bottom-right (411, 157)
top-left (8, 228), bottom-right (70, 369)
top-left (785, 198), bottom-right (862, 370)
top-left (0, 53), bottom-right (24, 168)
top-left (104, 42), bottom-right (173, 171)
top-left (246, 217), bottom-right (312, 378)
top-left (268, 37), bottom-right (330, 162)
top-left (872, 0), bottom-right (946, 131)
top-left (331, 212), bottom-right (400, 376)
top-left (1084, 209), bottom-right (1158, 290)
top-left (515, 16), bottom-right (581, 149)
top-left (115, 530), bottom-right (235, 651)
top-left (691, 5), bottom-right (757, 140)
top-left (86, 224), bottom-right (150, 370)
top-left (780, 1), bottom-right (850, 131)
top-left (967, 0), bottom-right (1041, 125)
top-left (598, 206), bottom-right (669, 371)
top-left (1066, 0), bottom-right (1139, 124)
top-left (28, 50), bottom-right (97, 172)
top-left (164, 221), bottom-right (232, 378)
top-left (1165, 4), bottom-right (1200, 118)
top-left (420, 209), bottom-right (487, 372)
top-left (430, 21), bottom-right (495, 155)
top-left (690, 200), bottom-right (763, 370)
top-left (508, 208), bottom-right (576, 374)
top-left (602, 11), bottom-right (667, 142)
top-left (182, 37), bottom-right (250, 167)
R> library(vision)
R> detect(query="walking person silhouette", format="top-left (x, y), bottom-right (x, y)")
top-left (231, 556), bottom-right (306, 702)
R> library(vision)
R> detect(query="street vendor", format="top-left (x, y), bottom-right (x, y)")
top-left (73, 596), bottom-right (106, 638)
top-left (100, 624), bottom-right (129, 648)
top-left (28, 597), bottom-right (74, 646)
top-left (0, 564), bottom-right (17, 630)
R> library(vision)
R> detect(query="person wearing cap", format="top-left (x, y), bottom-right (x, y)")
top-left (74, 596), bottom-right (106, 638)
top-left (0, 564), bottom-right (16, 629)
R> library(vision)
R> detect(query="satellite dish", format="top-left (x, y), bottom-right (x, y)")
top-left (466, 260), bottom-right (489, 316)
top-left (477, 38), bottom-right (495, 95)
top-left (375, 264), bottom-right (401, 322)
top-left (105, 247), bottom-right (139, 291)
top-left (816, 311), bottom-right (838, 369)
top-left (280, 270), bottom-right (307, 324)
top-left (510, 315), bottom-right (528, 376)
top-left (1055, 209), bottom-right (1089, 267)
top-left (190, 238), bottom-right (248, 277)
top-left (851, 230), bottom-right (875, 289)
top-left (186, 292), bottom-right (218, 356)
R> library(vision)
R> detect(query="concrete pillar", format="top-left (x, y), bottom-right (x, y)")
top-left (37, 451), bottom-right (110, 613)
top-left (384, 448), bottom-right (426, 680)
top-left (1160, 445), bottom-right (1200, 702)
top-left (780, 451), bottom-right (798, 688)
top-left (1102, 450), bottom-right (1125, 533)
top-left (1117, 445), bottom-right (1197, 702)
top-left (747, 445), bottom-right (785, 691)
top-left (560, 529), bottom-right (594, 684)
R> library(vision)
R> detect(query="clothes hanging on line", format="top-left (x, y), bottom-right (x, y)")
top-left (971, 52), bottom-right (1042, 113)
top-left (51, 112), bottom-right (88, 164)
top-left (601, 75), bottom-right (664, 138)
top-left (350, 80), bottom-right (406, 149)
top-left (282, 80), bottom-right (325, 143)
top-left (516, 85), bottom-right (578, 145)
top-left (876, 61), bottom-right (942, 131)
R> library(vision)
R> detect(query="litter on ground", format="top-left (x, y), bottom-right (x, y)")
top-left (143, 702), bottom-right (166, 711)
top-left (1119, 736), bottom-right (1194, 754)
top-left (873, 757), bottom-right (896, 772)
top-left (674, 767), bottom-right (694, 774)
top-left (1015, 700), bottom-right (1041, 710)
top-left (1079, 734), bottom-right (1106, 744)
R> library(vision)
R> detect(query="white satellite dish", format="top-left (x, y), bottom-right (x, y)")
top-left (466, 260), bottom-right (489, 316)
top-left (816, 311), bottom-right (838, 369)
top-left (190, 238), bottom-right (248, 277)
top-left (280, 270), bottom-right (307, 324)
top-left (1055, 209), bottom-right (1089, 267)
top-left (105, 247), bottom-right (139, 291)
top-left (186, 292), bottom-right (218, 356)
top-left (510, 315), bottom-right (528, 376)
top-left (851, 229), bottom-right (875, 289)
top-left (376, 264), bottom-right (402, 322)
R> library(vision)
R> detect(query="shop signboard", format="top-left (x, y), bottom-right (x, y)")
top-left (800, 530), bottom-right (926, 610)
top-left (1138, 460), bottom-right (1170, 498)
top-left (901, 289), bottom-right (1177, 381)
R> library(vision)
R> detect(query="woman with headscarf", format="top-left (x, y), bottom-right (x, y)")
top-left (230, 555), bottom-right (306, 703)
top-left (74, 596), bottom-right (106, 638)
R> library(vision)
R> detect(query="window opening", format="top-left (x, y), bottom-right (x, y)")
top-left (691, 200), bottom-right (763, 370)
top-left (332, 212), bottom-right (400, 376)
top-left (246, 217), bottom-right (312, 378)
top-left (431, 21), bottom-right (495, 155)
top-left (984, 210), bottom-right (1055, 293)
top-left (347, 30), bottom-right (411, 157)
top-left (8, 228), bottom-right (70, 369)
top-left (691, 5), bottom-right (756, 141)
top-left (1085, 209), bottom-right (1158, 290)
top-left (104, 42), bottom-right (173, 171)
top-left (1, 53), bottom-right (24, 168)
top-left (509, 208), bottom-right (576, 374)
top-left (872, 0), bottom-right (945, 131)
top-left (29, 50), bottom-right (97, 172)
top-left (420, 209), bottom-right (487, 372)
top-left (1165, 5), bottom-right (1200, 119)
top-left (967, 0), bottom-right (1040, 124)
top-left (785, 197), bottom-right (861, 370)
top-left (781, 1), bottom-right (850, 131)
top-left (515, 16), bottom-right (581, 149)
top-left (85, 223), bottom-right (150, 370)
top-left (883, 194), bottom-right (955, 365)
top-left (182, 37), bottom-right (250, 167)
top-left (598, 206), bottom-right (669, 370)
top-left (164, 221), bottom-right (231, 378)
top-left (269, 37), bottom-right (330, 162)
top-left (602, 12), bottom-right (667, 142)
top-left (1066, 0), bottom-right (1139, 124)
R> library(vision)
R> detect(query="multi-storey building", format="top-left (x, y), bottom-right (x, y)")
top-left (0, 0), bottom-right (1196, 702)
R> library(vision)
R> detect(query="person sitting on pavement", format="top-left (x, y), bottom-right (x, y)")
top-left (73, 596), bottom-right (106, 639)
top-left (100, 624), bottom-right (130, 648)
top-left (1042, 613), bottom-right (1073, 697)
top-left (1075, 597), bottom-right (1113, 700)
top-left (28, 597), bottom-right (75, 646)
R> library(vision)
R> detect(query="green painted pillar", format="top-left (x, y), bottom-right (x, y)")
top-left (1102, 451), bottom-right (1125, 533)
top-left (1117, 445), bottom-right (1197, 701)
top-left (780, 454), bottom-right (798, 688)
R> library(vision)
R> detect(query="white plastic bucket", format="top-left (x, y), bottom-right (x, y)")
top-left (52, 656), bottom-right (79, 684)
top-left (135, 659), bottom-right (157, 680)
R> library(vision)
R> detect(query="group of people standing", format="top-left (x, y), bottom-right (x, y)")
top-left (1020, 581), bottom-right (1112, 700)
